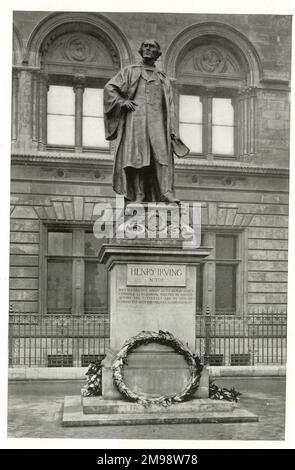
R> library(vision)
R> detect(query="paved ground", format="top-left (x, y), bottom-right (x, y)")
top-left (7, 377), bottom-right (285, 440)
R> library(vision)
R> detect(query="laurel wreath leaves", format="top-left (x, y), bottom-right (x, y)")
top-left (111, 330), bottom-right (204, 407)
top-left (82, 331), bottom-right (241, 405)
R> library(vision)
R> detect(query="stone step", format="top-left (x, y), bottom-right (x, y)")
top-left (62, 396), bottom-right (258, 427)
top-left (82, 396), bottom-right (236, 415)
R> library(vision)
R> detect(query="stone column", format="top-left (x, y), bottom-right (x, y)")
top-left (243, 88), bottom-right (248, 157)
top-left (11, 68), bottom-right (19, 141)
top-left (237, 87), bottom-right (256, 161)
top-left (247, 86), bottom-right (256, 156)
top-left (204, 88), bottom-right (215, 160)
top-left (72, 229), bottom-right (85, 314)
top-left (16, 68), bottom-right (35, 151)
top-left (202, 231), bottom-right (215, 315)
top-left (31, 71), bottom-right (39, 144)
top-left (74, 75), bottom-right (85, 152)
top-left (38, 72), bottom-right (49, 151)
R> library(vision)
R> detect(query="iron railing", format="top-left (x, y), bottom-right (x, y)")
top-left (195, 312), bottom-right (287, 366)
top-left (8, 312), bottom-right (287, 367)
top-left (8, 314), bottom-right (110, 367)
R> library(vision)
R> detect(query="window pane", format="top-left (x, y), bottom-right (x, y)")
top-left (84, 261), bottom-right (108, 313)
top-left (47, 260), bottom-right (72, 313)
top-left (215, 264), bottom-right (236, 312)
top-left (212, 125), bottom-right (234, 155)
top-left (216, 235), bottom-right (236, 259)
top-left (179, 95), bottom-right (202, 123)
top-left (83, 117), bottom-right (108, 147)
top-left (47, 115), bottom-right (75, 145)
top-left (48, 86), bottom-right (75, 115)
top-left (47, 85), bottom-right (75, 146)
top-left (179, 123), bottom-right (202, 153)
top-left (212, 98), bottom-right (234, 125)
top-left (83, 88), bottom-right (103, 117)
top-left (48, 232), bottom-right (72, 256)
top-left (84, 232), bottom-right (104, 257)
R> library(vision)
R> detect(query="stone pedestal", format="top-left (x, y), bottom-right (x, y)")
top-left (98, 241), bottom-right (211, 399)
top-left (62, 238), bottom-right (259, 426)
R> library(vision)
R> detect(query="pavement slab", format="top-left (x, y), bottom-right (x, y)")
top-left (7, 377), bottom-right (285, 440)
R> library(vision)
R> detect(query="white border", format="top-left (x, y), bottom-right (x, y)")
top-left (0, 0), bottom-right (294, 450)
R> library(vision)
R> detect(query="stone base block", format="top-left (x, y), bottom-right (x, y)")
top-left (62, 396), bottom-right (258, 427)
top-left (82, 396), bottom-right (235, 415)
top-left (101, 348), bottom-right (209, 400)
top-left (102, 365), bottom-right (209, 399)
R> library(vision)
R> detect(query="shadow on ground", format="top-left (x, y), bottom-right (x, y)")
top-left (7, 377), bottom-right (285, 440)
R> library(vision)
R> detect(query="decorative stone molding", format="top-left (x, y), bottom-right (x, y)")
top-left (73, 74), bottom-right (86, 89)
top-left (11, 69), bottom-right (20, 141)
top-left (10, 151), bottom-right (289, 178)
top-left (181, 43), bottom-right (242, 79)
top-left (43, 31), bottom-right (115, 68)
top-left (202, 202), bottom-right (254, 228)
top-left (164, 22), bottom-right (262, 86)
top-left (37, 165), bottom-right (109, 182)
top-left (25, 12), bottom-right (132, 68)
top-left (195, 46), bottom-right (226, 73)
top-left (9, 198), bottom-right (252, 228)
top-left (40, 24), bottom-right (120, 69)
top-left (11, 196), bottom-right (107, 223)
top-left (60, 33), bottom-right (97, 63)
top-left (259, 78), bottom-right (290, 91)
top-left (12, 24), bottom-right (24, 66)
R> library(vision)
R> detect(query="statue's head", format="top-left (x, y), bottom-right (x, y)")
top-left (139, 39), bottom-right (162, 62)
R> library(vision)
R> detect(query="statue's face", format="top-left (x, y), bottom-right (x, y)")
top-left (141, 40), bottom-right (160, 61)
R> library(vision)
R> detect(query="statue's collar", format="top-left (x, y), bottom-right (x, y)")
top-left (139, 61), bottom-right (161, 73)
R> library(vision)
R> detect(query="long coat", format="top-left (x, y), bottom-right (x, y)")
top-left (104, 64), bottom-right (176, 199)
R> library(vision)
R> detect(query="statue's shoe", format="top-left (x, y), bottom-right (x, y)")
top-left (161, 192), bottom-right (180, 204)
top-left (134, 194), bottom-right (145, 203)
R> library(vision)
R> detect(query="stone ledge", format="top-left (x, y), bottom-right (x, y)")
top-left (82, 396), bottom-right (235, 415)
top-left (8, 367), bottom-right (87, 380)
top-left (11, 152), bottom-right (289, 177)
top-left (62, 396), bottom-right (258, 426)
top-left (210, 365), bottom-right (286, 377)
top-left (8, 365), bottom-right (286, 380)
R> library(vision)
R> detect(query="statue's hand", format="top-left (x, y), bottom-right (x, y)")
top-left (122, 100), bottom-right (138, 112)
top-left (171, 133), bottom-right (180, 143)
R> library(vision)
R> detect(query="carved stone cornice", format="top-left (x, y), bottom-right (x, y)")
top-left (10, 151), bottom-right (289, 178)
top-left (175, 159), bottom-right (289, 178)
top-left (12, 65), bottom-right (41, 72)
top-left (260, 78), bottom-right (290, 91)
top-left (238, 86), bottom-right (257, 97)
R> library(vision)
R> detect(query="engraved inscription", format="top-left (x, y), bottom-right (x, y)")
top-left (127, 264), bottom-right (186, 287)
top-left (118, 287), bottom-right (194, 305)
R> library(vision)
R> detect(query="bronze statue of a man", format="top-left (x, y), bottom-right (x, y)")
top-left (104, 39), bottom-right (179, 203)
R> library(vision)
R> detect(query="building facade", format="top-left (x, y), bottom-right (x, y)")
top-left (9, 11), bottom-right (290, 367)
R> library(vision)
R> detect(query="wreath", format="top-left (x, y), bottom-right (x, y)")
top-left (112, 330), bottom-right (203, 407)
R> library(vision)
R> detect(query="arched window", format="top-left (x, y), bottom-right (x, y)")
top-left (39, 25), bottom-right (121, 151)
top-left (166, 24), bottom-right (260, 161)
top-left (176, 39), bottom-right (250, 160)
